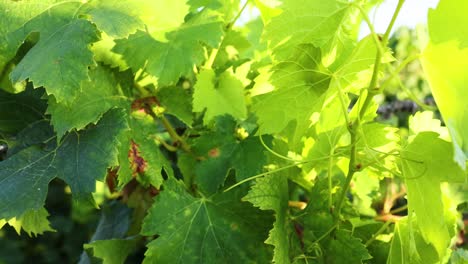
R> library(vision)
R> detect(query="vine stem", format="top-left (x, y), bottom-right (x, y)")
top-left (365, 220), bottom-right (393, 247)
top-left (203, 1), bottom-right (249, 69)
top-left (160, 116), bottom-right (191, 152)
top-left (334, 0), bottom-right (405, 220)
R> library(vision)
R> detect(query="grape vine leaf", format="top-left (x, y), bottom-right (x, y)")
top-left (401, 132), bottom-right (465, 257)
top-left (243, 174), bottom-right (290, 264)
top-left (157, 86), bottom-right (193, 126)
top-left (0, 109), bottom-right (128, 219)
top-left (0, 147), bottom-right (57, 220)
top-left (47, 65), bottom-right (128, 139)
top-left (83, 0), bottom-right (144, 39)
top-left (55, 109), bottom-right (128, 203)
top-left (80, 201), bottom-right (135, 264)
top-left (0, 208), bottom-right (54, 237)
top-left (387, 217), bottom-right (440, 264)
top-left (191, 116), bottom-right (269, 194)
top-left (8, 120), bottom-right (54, 157)
top-left (263, 0), bottom-right (360, 60)
top-left (193, 69), bottom-right (247, 124)
top-left (330, 35), bottom-right (394, 93)
top-left (450, 249), bottom-right (468, 264)
top-left (252, 44), bottom-right (330, 147)
top-left (141, 177), bottom-right (273, 263)
top-left (0, 88), bottom-right (47, 135)
top-left (114, 10), bottom-right (224, 86)
top-left (421, 0), bottom-right (468, 168)
top-left (83, 239), bottom-right (137, 264)
top-left (10, 18), bottom-right (100, 105)
top-left (117, 113), bottom-right (173, 189)
top-left (0, 0), bottom-right (61, 72)
top-left (426, 0), bottom-right (468, 48)
top-left (302, 180), bottom-right (371, 263)
top-left (136, 0), bottom-right (190, 41)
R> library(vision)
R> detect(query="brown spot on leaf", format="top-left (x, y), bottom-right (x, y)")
top-left (105, 167), bottom-right (118, 193)
top-left (128, 140), bottom-right (147, 176)
top-left (230, 222), bottom-right (239, 231)
top-left (208, 147), bottom-right (220, 158)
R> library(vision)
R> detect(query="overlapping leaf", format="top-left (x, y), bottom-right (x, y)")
top-left (83, 0), bottom-right (144, 39)
top-left (10, 16), bottom-right (99, 104)
top-left (0, 208), bottom-right (54, 237)
top-left (141, 178), bottom-right (272, 263)
top-left (114, 10), bottom-right (224, 86)
top-left (0, 88), bottom-right (47, 134)
top-left (157, 86), bottom-right (193, 126)
top-left (191, 116), bottom-right (269, 194)
top-left (387, 217), bottom-right (440, 264)
top-left (244, 174), bottom-right (290, 263)
top-left (47, 65), bottom-right (128, 139)
top-left (401, 132), bottom-right (464, 257)
top-left (422, 0), bottom-right (468, 168)
top-left (301, 180), bottom-right (371, 263)
top-left (80, 201), bottom-right (136, 264)
top-left (263, 0), bottom-right (360, 60)
top-left (0, 0), bottom-right (62, 72)
top-left (252, 44), bottom-right (330, 147)
top-left (117, 112), bottom-right (173, 189)
top-left (193, 69), bottom-right (247, 124)
top-left (0, 109), bottom-right (128, 219)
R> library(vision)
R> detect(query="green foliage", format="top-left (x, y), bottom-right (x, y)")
top-left (0, 0), bottom-right (467, 263)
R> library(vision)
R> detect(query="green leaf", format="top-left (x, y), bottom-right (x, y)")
top-left (252, 44), bottom-right (330, 147)
top-left (0, 109), bottom-right (128, 219)
top-left (263, 0), bottom-right (359, 60)
top-left (450, 249), bottom-right (468, 264)
top-left (244, 174), bottom-right (290, 264)
top-left (10, 18), bottom-right (100, 104)
top-left (136, 0), bottom-right (190, 41)
top-left (47, 65), bottom-right (129, 139)
top-left (0, 207), bottom-right (54, 236)
top-left (80, 201), bottom-right (134, 264)
top-left (157, 86), bottom-right (193, 126)
top-left (426, 0), bottom-right (468, 48)
top-left (331, 35), bottom-right (394, 93)
top-left (0, 146), bottom-right (56, 220)
top-left (193, 69), bottom-right (247, 124)
top-left (300, 179), bottom-right (370, 263)
top-left (114, 10), bottom-right (223, 86)
top-left (422, 0), bottom-right (468, 168)
top-left (191, 117), bottom-right (269, 193)
top-left (83, 0), bottom-right (144, 38)
top-left (351, 170), bottom-right (380, 217)
top-left (0, 0), bottom-right (61, 71)
top-left (303, 127), bottom-right (346, 172)
top-left (117, 113), bottom-right (173, 189)
top-left (387, 217), bottom-right (439, 264)
top-left (84, 239), bottom-right (137, 264)
top-left (0, 88), bottom-right (47, 134)
top-left (56, 109), bottom-right (128, 202)
top-left (141, 178), bottom-right (272, 263)
top-left (401, 132), bottom-right (464, 257)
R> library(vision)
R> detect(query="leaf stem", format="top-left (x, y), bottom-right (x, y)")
top-left (160, 116), bottom-right (191, 152)
top-left (334, 0), bottom-right (405, 220)
top-left (203, 1), bottom-right (249, 69)
top-left (313, 224), bottom-right (338, 244)
top-left (365, 221), bottom-right (393, 247)
top-left (224, 162), bottom-right (307, 192)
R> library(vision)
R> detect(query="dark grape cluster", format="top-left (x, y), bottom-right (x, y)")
top-left (376, 97), bottom-right (436, 120)
top-left (0, 143), bottom-right (7, 161)
top-left (377, 100), bottom-right (419, 119)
